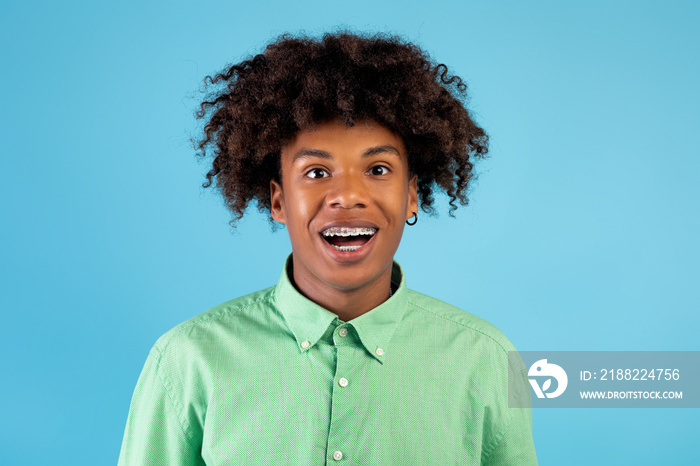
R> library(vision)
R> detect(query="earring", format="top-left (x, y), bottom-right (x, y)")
top-left (406, 211), bottom-right (417, 226)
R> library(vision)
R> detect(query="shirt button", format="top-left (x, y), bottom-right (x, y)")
top-left (376, 347), bottom-right (384, 356)
top-left (338, 327), bottom-right (348, 337)
top-left (301, 341), bottom-right (310, 349)
top-left (333, 450), bottom-right (343, 461)
top-left (338, 377), bottom-right (349, 387)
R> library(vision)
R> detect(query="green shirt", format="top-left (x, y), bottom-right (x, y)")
top-left (119, 258), bottom-right (537, 465)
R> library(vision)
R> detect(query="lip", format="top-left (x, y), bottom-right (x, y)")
top-left (317, 220), bottom-right (379, 263)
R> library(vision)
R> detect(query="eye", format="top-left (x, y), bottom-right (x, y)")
top-left (368, 165), bottom-right (390, 176)
top-left (305, 167), bottom-right (330, 179)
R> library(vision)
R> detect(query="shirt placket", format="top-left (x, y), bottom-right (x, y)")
top-left (325, 323), bottom-right (364, 464)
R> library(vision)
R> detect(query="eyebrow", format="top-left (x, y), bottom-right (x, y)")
top-left (291, 145), bottom-right (401, 163)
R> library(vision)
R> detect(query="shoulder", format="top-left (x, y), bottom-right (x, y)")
top-left (149, 286), bottom-right (278, 360)
top-left (404, 288), bottom-right (518, 355)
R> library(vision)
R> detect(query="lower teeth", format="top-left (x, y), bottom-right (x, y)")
top-left (333, 245), bottom-right (361, 252)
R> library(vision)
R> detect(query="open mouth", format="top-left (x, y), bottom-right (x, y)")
top-left (321, 227), bottom-right (377, 252)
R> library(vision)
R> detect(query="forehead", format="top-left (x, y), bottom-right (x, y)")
top-left (280, 120), bottom-right (407, 165)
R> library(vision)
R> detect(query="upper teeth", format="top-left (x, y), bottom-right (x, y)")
top-left (322, 227), bottom-right (377, 237)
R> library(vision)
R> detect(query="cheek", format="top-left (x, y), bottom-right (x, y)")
top-left (385, 183), bottom-right (410, 212)
top-left (285, 189), bottom-right (324, 226)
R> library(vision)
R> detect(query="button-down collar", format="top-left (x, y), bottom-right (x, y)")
top-left (273, 255), bottom-right (408, 363)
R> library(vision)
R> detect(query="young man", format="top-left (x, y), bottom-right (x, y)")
top-left (119, 32), bottom-right (537, 465)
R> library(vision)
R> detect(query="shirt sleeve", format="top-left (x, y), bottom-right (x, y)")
top-left (481, 348), bottom-right (538, 465)
top-left (481, 405), bottom-right (538, 465)
top-left (118, 348), bottom-right (205, 466)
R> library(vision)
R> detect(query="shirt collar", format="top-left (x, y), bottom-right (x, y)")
top-left (273, 255), bottom-right (409, 364)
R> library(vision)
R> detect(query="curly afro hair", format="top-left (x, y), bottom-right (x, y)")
top-left (195, 31), bottom-right (488, 227)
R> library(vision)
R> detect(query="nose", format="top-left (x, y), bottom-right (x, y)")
top-left (325, 172), bottom-right (369, 209)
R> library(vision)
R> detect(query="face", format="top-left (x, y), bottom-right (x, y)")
top-left (270, 120), bottom-right (418, 296)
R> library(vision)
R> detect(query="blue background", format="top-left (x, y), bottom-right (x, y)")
top-left (2, 0), bottom-right (698, 464)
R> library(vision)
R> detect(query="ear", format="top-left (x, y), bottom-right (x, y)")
top-left (406, 174), bottom-right (419, 221)
top-left (270, 179), bottom-right (286, 225)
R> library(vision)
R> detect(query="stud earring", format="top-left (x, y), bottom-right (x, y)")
top-left (406, 211), bottom-right (417, 226)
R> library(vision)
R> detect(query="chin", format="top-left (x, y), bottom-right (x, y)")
top-left (322, 261), bottom-right (390, 291)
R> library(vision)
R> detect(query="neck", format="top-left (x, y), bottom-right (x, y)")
top-left (289, 260), bottom-right (393, 322)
